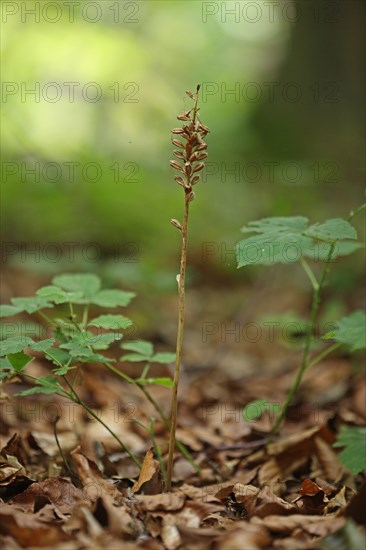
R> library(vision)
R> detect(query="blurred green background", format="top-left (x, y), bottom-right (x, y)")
top-left (1, 0), bottom-right (365, 295)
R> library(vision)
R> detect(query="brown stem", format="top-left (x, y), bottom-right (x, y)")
top-left (166, 193), bottom-right (190, 491)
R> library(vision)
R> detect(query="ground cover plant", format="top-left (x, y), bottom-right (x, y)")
top-left (0, 90), bottom-right (365, 549)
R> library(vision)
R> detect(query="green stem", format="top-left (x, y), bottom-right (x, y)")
top-left (62, 375), bottom-right (141, 467)
top-left (104, 362), bottom-right (200, 472)
top-left (308, 342), bottom-right (341, 369)
top-left (300, 257), bottom-right (319, 291)
top-left (271, 243), bottom-right (336, 435)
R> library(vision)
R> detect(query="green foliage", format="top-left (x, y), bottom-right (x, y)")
top-left (333, 425), bottom-right (366, 474)
top-left (0, 273), bottom-right (175, 466)
top-left (236, 210), bottom-right (363, 434)
top-left (236, 216), bottom-right (360, 267)
top-left (323, 311), bottom-right (366, 351)
top-left (121, 340), bottom-right (176, 364)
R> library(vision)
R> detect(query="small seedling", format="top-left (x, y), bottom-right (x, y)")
top-left (237, 204), bottom-right (365, 434)
top-left (0, 273), bottom-right (181, 468)
top-left (166, 85), bottom-right (209, 491)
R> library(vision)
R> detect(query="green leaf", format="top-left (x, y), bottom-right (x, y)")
top-left (36, 285), bottom-right (83, 304)
top-left (91, 289), bottom-right (135, 308)
top-left (0, 357), bottom-right (13, 380)
top-left (333, 425), bottom-right (366, 474)
top-left (16, 375), bottom-right (63, 396)
top-left (305, 218), bottom-right (357, 242)
top-left (240, 216), bottom-right (309, 234)
top-left (52, 273), bottom-right (101, 302)
top-left (236, 216), bottom-right (359, 268)
top-left (151, 352), bottom-right (176, 364)
top-left (0, 305), bottom-right (22, 318)
top-left (45, 347), bottom-right (71, 366)
top-left (243, 399), bottom-right (269, 421)
top-left (121, 352), bottom-right (149, 362)
top-left (89, 314), bottom-right (133, 330)
top-left (11, 296), bottom-right (53, 314)
top-left (53, 365), bottom-right (76, 375)
top-left (0, 337), bottom-right (33, 356)
top-left (87, 332), bottom-right (122, 350)
top-left (121, 340), bottom-right (154, 357)
top-left (136, 377), bottom-right (174, 389)
top-left (236, 233), bottom-right (312, 267)
top-left (7, 351), bottom-right (33, 372)
top-left (324, 311), bottom-right (366, 351)
top-left (28, 339), bottom-right (56, 352)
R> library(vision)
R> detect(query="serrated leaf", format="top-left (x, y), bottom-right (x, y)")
top-left (237, 215), bottom-right (359, 268)
top-left (305, 218), bottom-right (357, 242)
top-left (333, 425), bottom-right (366, 474)
top-left (7, 351), bottom-right (33, 372)
top-left (89, 314), bottom-right (133, 330)
top-left (28, 339), bottom-right (56, 352)
top-left (91, 289), bottom-right (136, 308)
top-left (36, 285), bottom-right (83, 304)
top-left (52, 273), bottom-right (101, 302)
top-left (0, 305), bottom-right (23, 318)
top-left (240, 216), bottom-right (308, 234)
top-left (11, 296), bottom-right (53, 314)
top-left (324, 310), bottom-right (366, 351)
top-left (236, 233), bottom-right (312, 267)
top-left (151, 352), bottom-right (176, 364)
top-left (16, 375), bottom-right (63, 396)
top-left (53, 365), bottom-right (76, 375)
top-left (121, 340), bottom-right (154, 357)
top-left (136, 377), bottom-right (174, 389)
top-left (0, 337), bottom-right (33, 356)
top-left (45, 347), bottom-right (71, 366)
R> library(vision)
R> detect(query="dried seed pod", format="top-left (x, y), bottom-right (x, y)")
top-left (172, 139), bottom-right (185, 148)
top-left (191, 175), bottom-right (200, 185)
top-left (173, 150), bottom-right (186, 160)
top-left (172, 128), bottom-right (185, 134)
top-left (170, 160), bottom-right (184, 172)
top-left (171, 218), bottom-right (182, 231)
top-left (177, 115), bottom-right (190, 121)
top-left (187, 191), bottom-right (196, 202)
top-left (192, 162), bottom-right (205, 173)
top-left (186, 90), bottom-right (194, 98)
top-left (174, 176), bottom-right (187, 187)
top-left (195, 152), bottom-right (208, 161)
top-left (195, 142), bottom-right (207, 151)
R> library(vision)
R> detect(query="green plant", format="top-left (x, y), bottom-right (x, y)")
top-left (166, 85), bottom-right (209, 491)
top-left (333, 425), bottom-right (366, 475)
top-left (237, 204), bottom-right (365, 434)
top-left (0, 273), bottom-right (182, 468)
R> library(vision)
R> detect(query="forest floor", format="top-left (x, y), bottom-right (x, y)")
top-left (0, 268), bottom-right (365, 549)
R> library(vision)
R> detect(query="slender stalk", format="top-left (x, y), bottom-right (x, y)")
top-left (166, 86), bottom-right (208, 491)
top-left (271, 243), bottom-right (335, 435)
top-left (166, 194), bottom-right (190, 491)
top-left (308, 342), bottom-right (341, 369)
top-left (62, 374), bottom-right (141, 467)
top-left (103, 360), bottom-right (200, 471)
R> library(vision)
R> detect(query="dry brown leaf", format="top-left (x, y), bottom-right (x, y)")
top-left (69, 446), bottom-right (121, 502)
top-left (9, 477), bottom-right (86, 514)
top-left (252, 514), bottom-right (345, 537)
top-left (215, 522), bottom-right (271, 549)
top-left (0, 502), bottom-right (71, 547)
top-left (314, 436), bottom-right (344, 482)
top-left (135, 492), bottom-right (185, 512)
top-left (132, 448), bottom-right (161, 494)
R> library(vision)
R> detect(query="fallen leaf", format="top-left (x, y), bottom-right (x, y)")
top-left (132, 448), bottom-right (161, 494)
